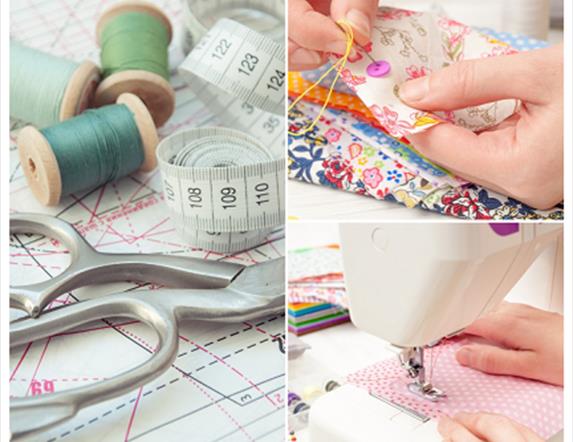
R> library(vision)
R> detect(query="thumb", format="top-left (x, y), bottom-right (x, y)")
top-left (398, 49), bottom-right (546, 111)
top-left (456, 344), bottom-right (535, 378)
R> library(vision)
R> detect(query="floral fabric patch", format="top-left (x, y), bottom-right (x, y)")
top-left (334, 7), bottom-right (520, 137)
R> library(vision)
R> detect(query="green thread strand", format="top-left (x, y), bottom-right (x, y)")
top-left (100, 12), bottom-right (170, 80)
top-left (41, 104), bottom-right (145, 196)
top-left (10, 41), bottom-right (79, 128)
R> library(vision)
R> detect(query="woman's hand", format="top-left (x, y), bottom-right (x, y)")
top-left (288, 0), bottom-right (378, 71)
top-left (438, 412), bottom-right (544, 442)
top-left (399, 45), bottom-right (563, 209)
top-left (456, 302), bottom-right (563, 386)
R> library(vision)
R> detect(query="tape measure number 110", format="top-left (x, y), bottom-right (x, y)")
top-left (156, 0), bottom-right (285, 253)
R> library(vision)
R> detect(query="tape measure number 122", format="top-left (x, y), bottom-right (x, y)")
top-left (157, 3), bottom-right (285, 253)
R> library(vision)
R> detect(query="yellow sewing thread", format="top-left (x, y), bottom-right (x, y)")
top-left (288, 21), bottom-right (354, 136)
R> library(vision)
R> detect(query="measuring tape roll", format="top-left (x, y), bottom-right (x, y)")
top-left (181, 0), bottom-right (285, 54)
top-left (157, 127), bottom-right (284, 253)
top-left (179, 17), bottom-right (285, 116)
top-left (178, 4), bottom-right (286, 154)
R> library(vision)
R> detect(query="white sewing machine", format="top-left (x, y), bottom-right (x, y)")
top-left (308, 223), bottom-right (563, 442)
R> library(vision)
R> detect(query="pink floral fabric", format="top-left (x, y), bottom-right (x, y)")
top-left (335, 7), bottom-right (520, 137)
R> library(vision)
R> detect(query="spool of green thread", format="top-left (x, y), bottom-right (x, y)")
top-left (94, 1), bottom-right (175, 127)
top-left (18, 93), bottom-right (158, 206)
top-left (10, 41), bottom-right (100, 128)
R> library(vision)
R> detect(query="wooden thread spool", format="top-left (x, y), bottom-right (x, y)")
top-left (94, 0), bottom-right (175, 127)
top-left (18, 93), bottom-right (158, 206)
top-left (10, 41), bottom-right (101, 128)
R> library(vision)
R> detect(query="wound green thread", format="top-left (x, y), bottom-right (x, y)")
top-left (10, 41), bottom-right (79, 128)
top-left (41, 104), bottom-right (144, 196)
top-left (100, 12), bottom-right (170, 80)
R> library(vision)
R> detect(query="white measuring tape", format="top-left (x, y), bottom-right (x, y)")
top-left (157, 128), bottom-right (284, 252)
top-left (157, 0), bottom-right (285, 253)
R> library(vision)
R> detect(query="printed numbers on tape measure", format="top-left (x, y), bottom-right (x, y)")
top-left (238, 53), bottom-right (260, 76)
top-left (254, 182), bottom-right (270, 205)
top-left (241, 102), bottom-right (255, 115)
top-left (266, 69), bottom-right (285, 92)
top-left (263, 116), bottom-right (280, 134)
top-left (212, 38), bottom-right (232, 60)
top-left (187, 187), bottom-right (203, 208)
top-left (220, 187), bottom-right (237, 209)
top-left (164, 180), bottom-right (176, 202)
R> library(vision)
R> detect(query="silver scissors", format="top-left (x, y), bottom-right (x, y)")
top-left (10, 213), bottom-right (284, 440)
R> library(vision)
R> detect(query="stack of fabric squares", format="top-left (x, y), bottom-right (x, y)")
top-left (288, 245), bottom-right (350, 336)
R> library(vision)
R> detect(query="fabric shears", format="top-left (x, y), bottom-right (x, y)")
top-left (10, 213), bottom-right (284, 440)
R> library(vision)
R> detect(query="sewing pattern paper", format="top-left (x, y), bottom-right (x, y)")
top-left (346, 338), bottom-right (563, 440)
top-left (336, 7), bottom-right (520, 137)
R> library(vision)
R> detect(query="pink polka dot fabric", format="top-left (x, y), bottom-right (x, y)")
top-left (346, 338), bottom-right (563, 439)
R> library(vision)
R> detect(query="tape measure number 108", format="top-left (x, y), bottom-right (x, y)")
top-left (157, 1), bottom-right (285, 253)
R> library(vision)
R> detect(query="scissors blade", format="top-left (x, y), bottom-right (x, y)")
top-left (229, 257), bottom-right (285, 297)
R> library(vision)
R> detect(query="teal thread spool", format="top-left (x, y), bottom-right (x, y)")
top-left (94, 1), bottom-right (175, 127)
top-left (10, 41), bottom-right (100, 128)
top-left (18, 93), bottom-right (158, 206)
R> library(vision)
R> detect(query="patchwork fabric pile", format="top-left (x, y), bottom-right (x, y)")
top-left (288, 7), bottom-right (563, 220)
top-left (288, 245), bottom-right (350, 335)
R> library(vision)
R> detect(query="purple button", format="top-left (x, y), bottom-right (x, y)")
top-left (366, 60), bottom-right (391, 77)
top-left (489, 223), bottom-right (519, 236)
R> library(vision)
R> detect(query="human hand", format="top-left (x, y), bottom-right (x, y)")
top-left (399, 44), bottom-right (563, 209)
top-left (438, 412), bottom-right (544, 442)
top-left (456, 302), bottom-right (563, 386)
top-left (288, 0), bottom-right (378, 71)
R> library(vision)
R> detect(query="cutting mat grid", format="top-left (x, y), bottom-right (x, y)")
top-left (9, 1), bottom-right (286, 441)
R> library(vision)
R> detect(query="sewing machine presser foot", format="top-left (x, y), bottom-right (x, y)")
top-left (399, 346), bottom-right (447, 402)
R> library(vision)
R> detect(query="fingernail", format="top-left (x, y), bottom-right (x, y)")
top-left (290, 48), bottom-right (322, 66)
top-left (399, 77), bottom-right (430, 102)
top-left (346, 9), bottom-right (371, 40)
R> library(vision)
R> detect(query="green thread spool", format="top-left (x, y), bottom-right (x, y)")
top-left (18, 93), bottom-right (158, 206)
top-left (10, 41), bottom-right (100, 128)
top-left (94, 1), bottom-right (175, 127)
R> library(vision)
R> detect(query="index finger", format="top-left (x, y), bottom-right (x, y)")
top-left (288, 0), bottom-right (347, 53)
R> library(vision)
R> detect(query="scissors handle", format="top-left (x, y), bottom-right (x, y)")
top-left (10, 294), bottom-right (178, 440)
top-left (10, 286), bottom-right (284, 439)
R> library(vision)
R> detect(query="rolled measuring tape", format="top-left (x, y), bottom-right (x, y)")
top-left (10, 41), bottom-right (100, 129)
top-left (178, 0), bottom-right (285, 150)
top-left (181, 0), bottom-right (285, 54)
top-left (154, 0), bottom-right (285, 253)
top-left (156, 127), bottom-right (284, 253)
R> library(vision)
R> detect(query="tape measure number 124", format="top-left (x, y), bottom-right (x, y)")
top-left (157, 1), bottom-right (285, 253)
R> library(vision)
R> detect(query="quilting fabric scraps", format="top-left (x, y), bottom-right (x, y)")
top-left (288, 100), bottom-right (564, 220)
top-left (289, 101), bottom-right (442, 208)
top-left (346, 337), bottom-right (563, 440)
top-left (330, 8), bottom-right (521, 137)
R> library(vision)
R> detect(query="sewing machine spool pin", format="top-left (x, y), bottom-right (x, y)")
top-left (399, 347), bottom-right (446, 402)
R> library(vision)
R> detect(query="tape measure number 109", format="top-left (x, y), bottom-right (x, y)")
top-left (156, 0), bottom-right (285, 253)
